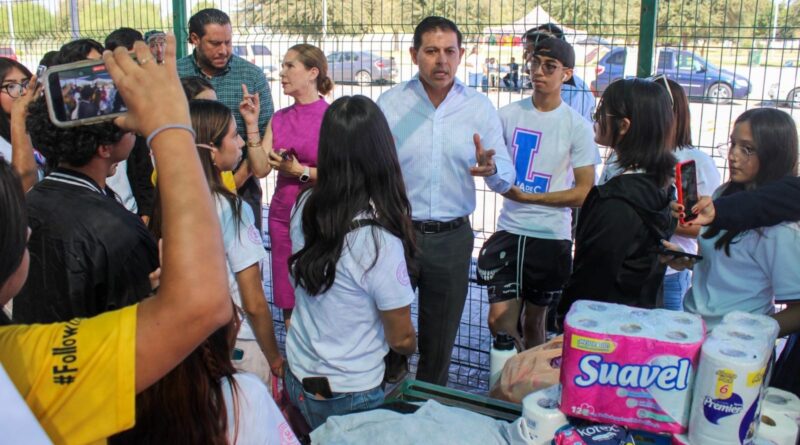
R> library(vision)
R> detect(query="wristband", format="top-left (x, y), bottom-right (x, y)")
top-left (146, 124), bottom-right (196, 150)
top-left (247, 139), bottom-right (261, 148)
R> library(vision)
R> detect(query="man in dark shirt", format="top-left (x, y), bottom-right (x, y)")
top-left (176, 8), bottom-right (273, 230)
top-left (12, 51), bottom-right (158, 324)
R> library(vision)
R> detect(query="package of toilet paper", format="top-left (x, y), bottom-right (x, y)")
top-left (560, 301), bottom-right (706, 434)
top-left (688, 312), bottom-right (778, 445)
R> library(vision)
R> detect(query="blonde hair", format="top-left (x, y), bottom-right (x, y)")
top-left (289, 44), bottom-right (334, 96)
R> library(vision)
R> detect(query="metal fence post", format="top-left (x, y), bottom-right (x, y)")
top-left (637, 0), bottom-right (659, 78)
top-left (172, 0), bottom-right (188, 59)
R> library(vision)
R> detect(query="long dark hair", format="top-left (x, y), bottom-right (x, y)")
top-left (290, 95), bottom-right (416, 295)
top-left (703, 108), bottom-right (799, 254)
top-left (596, 78), bottom-right (676, 187)
top-left (0, 160), bottom-right (26, 325)
top-left (0, 58), bottom-right (32, 142)
top-left (149, 100), bottom-right (241, 238)
top-left (666, 78), bottom-right (692, 148)
top-left (109, 313), bottom-right (240, 445)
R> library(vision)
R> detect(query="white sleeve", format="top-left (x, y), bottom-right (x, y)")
top-left (756, 224), bottom-right (800, 304)
top-left (360, 230), bottom-right (415, 311)
top-left (570, 116), bottom-right (602, 169)
top-left (227, 200), bottom-right (268, 274)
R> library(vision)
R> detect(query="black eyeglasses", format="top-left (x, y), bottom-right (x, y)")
top-left (1, 79), bottom-right (30, 98)
top-left (530, 58), bottom-right (564, 76)
top-left (646, 74), bottom-right (674, 108)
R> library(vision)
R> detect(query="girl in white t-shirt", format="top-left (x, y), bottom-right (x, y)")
top-left (150, 100), bottom-right (285, 384)
top-left (666, 108), bottom-right (800, 330)
top-left (285, 95), bottom-right (417, 429)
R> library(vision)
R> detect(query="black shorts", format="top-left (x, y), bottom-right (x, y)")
top-left (477, 231), bottom-right (572, 306)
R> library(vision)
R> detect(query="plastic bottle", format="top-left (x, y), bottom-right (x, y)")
top-left (489, 331), bottom-right (517, 388)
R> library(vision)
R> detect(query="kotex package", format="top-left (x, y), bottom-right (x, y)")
top-left (554, 424), bottom-right (635, 445)
top-left (560, 301), bottom-right (706, 434)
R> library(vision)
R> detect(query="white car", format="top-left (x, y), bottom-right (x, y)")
top-left (768, 66), bottom-right (800, 108)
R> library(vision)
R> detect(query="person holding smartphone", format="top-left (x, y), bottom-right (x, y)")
top-left (663, 108), bottom-right (800, 330)
top-left (257, 44), bottom-right (332, 328)
top-left (0, 35), bottom-right (233, 444)
top-left (660, 79), bottom-right (721, 311)
top-left (285, 96), bottom-right (416, 429)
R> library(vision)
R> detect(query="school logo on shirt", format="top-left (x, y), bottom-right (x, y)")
top-left (248, 225), bottom-right (263, 245)
top-left (396, 263), bottom-right (410, 286)
top-left (511, 128), bottom-right (551, 194)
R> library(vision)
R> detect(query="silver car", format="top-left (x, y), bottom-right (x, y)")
top-left (326, 51), bottom-right (397, 85)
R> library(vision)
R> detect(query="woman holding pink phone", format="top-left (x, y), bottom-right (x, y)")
top-left (257, 44), bottom-right (332, 327)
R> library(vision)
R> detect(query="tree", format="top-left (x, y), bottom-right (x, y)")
top-left (192, 1), bottom-right (218, 17)
top-left (0, 2), bottom-right (57, 41)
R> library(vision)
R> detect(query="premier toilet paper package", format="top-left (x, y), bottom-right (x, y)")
top-left (688, 312), bottom-right (778, 445)
top-left (560, 301), bottom-right (706, 434)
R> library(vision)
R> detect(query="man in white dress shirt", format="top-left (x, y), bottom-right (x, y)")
top-left (377, 16), bottom-right (515, 386)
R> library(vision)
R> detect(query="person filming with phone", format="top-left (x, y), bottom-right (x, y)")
top-left (662, 108), bottom-right (800, 330)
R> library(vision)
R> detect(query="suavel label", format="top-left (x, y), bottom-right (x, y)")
top-left (574, 354), bottom-right (692, 391)
top-left (571, 335), bottom-right (617, 354)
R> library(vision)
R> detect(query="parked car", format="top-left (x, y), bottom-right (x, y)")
top-left (591, 47), bottom-right (751, 103)
top-left (767, 66), bottom-right (800, 108)
top-left (0, 47), bottom-right (17, 61)
top-left (326, 51), bottom-right (397, 85)
top-left (232, 42), bottom-right (275, 77)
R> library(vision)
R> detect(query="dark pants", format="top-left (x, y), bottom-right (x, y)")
top-left (413, 222), bottom-right (474, 386)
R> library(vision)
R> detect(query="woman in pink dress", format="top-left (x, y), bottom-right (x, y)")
top-left (264, 44), bottom-right (333, 326)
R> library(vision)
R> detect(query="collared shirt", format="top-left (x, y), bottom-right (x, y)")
top-left (377, 76), bottom-right (515, 221)
top-left (177, 52), bottom-right (273, 138)
top-left (562, 74), bottom-right (596, 123)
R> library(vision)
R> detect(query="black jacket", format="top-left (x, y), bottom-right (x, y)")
top-left (126, 136), bottom-right (155, 218)
top-left (13, 169), bottom-right (158, 323)
top-left (713, 176), bottom-right (800, 232)
top-left (561, 173), bottom-right (675, 314)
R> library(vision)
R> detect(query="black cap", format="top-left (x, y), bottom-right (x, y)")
top-left (533, 38), bottom-right (576, 85)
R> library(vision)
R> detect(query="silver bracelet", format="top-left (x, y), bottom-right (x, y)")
top-left (146, 124), bottom-right (196, 150)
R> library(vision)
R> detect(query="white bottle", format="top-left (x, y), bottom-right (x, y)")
top-left (489, 331), bottom-right (517, 388)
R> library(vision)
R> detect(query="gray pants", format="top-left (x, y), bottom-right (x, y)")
top-left (413, 222), bottom-right (474, 386)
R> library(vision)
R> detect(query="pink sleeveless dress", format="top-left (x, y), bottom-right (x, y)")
top-left (269, 98), bottom-right (328, 309)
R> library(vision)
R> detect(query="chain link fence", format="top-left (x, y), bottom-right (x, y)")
top-left (3, 0), bottom-right (797, 392)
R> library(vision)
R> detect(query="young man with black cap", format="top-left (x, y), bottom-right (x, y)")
top-left (522, 24), bottom-right (595, 122)
top-left (477, 38), bottom-right (600, 349)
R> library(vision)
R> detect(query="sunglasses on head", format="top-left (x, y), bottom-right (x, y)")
top-left (646, 74), bottom-right (674, 108)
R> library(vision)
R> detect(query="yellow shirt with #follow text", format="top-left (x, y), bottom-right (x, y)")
top-left (0, 305), bottom-right (137, 445)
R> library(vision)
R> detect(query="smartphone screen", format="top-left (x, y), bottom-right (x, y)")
top-left (45, 60), bottom-right (126, 127)
top-left (677, 160), bottom-right (699, 222)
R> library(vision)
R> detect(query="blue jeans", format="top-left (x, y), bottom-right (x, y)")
top-left (662, 270), bottom-right (691, 311)
top-left (285, 369), bottom-right (384, 430)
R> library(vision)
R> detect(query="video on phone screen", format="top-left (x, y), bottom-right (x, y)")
top-left (681, 163), bottom-right (698, 209)
top-left (57, 64), bottom-right (126, 120)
